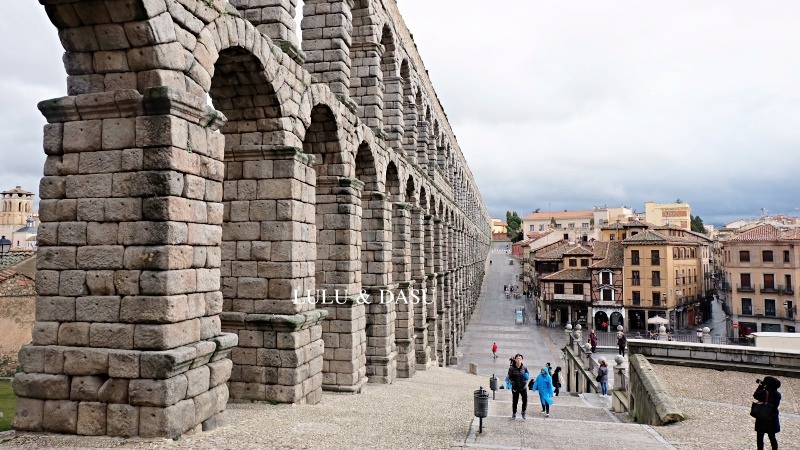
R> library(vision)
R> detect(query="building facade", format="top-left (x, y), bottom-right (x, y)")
top-left (644, 201), bottom-right (692, 231)
top-left (722, 224), bottom-right (799, 337)
top-left (621, 228), bottom-right (710, 332)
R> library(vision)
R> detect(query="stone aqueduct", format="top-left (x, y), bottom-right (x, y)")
top-left (14, 0), bottom-right (491, 438)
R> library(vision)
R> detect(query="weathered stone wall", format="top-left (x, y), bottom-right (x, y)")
top-left (16, 0), bottom-right (491, 438)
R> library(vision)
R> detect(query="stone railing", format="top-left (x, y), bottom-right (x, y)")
top-left (627, 354), bottom-right (687, 426)
top-left (627, 339), bottom-right (800, 377)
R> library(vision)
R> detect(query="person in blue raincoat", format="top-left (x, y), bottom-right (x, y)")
top-left (532, 366), bottom-right (555, 417)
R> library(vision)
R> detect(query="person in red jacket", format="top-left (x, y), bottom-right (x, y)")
top-left (492, 342), bottom-right (498, 359)
top-left (588, 329), bottom-right (598, 353)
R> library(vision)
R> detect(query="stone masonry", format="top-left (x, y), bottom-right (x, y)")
top-left (16, 0), bottom-right (490, 438)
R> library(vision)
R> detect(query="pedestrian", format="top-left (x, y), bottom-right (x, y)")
top-left (588, 329), bottom-right (598, 353)
top-left (752, 376), bottom-right (781, 450)
top-left (617, 330), bottom-right (627, 357)
top-left (531, 366), bottom-right (555, 417)
top-left (546, 362), bottom-right (552, 376)
top-left (552, 366), bottom-right (563, 396)
top-left (536, 313), bottom-right (541, 326)
top-left (601, 320), bottom-right (608, 331)
top-left (506, 354), bottom-right (530, 420)
top-left (491, 342), bottom-right (498, 359)
top-left (597, 359), bottom-right (609, 397)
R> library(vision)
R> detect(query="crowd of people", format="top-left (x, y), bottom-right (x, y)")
top-left (502, 354), bottom-right (562, 419)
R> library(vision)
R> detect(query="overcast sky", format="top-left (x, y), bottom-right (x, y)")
top-left (4, 2), bottom-right (800, 227)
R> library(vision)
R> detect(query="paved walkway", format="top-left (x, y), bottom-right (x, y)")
top-left (453, 242), bottom-right (673, 449)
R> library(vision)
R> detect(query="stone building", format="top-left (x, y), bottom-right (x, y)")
top-left (14, 0), bottom-right (490, 438)
top-left (722, 223), bottom-right (800, 337)
top-left (621, 227), bottom-right (712, 332)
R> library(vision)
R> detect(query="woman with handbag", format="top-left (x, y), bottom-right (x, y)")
top-left (552, 366), bottom-right (563, 396)
top-left (597, 359), bottom-right (609, 397)
top-left (752, 376), bottom-right (781, 450)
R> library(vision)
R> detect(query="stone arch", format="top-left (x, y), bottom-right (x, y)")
top-left (356, 142), bottom-right (397, 383)
top-left (304, 103), bottom-right (367, 394)
top-left (19, 0), bottom-right (493, 439)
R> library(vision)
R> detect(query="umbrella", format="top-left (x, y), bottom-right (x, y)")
top-left (647, 316), bottom-right (669, 325)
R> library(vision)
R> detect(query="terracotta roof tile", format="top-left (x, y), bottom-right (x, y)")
top-left (728, 224), bottom-right (782, 241)
top-left (522, 210), bottom-right (594, 221)
top-left (541, 268), bottom-right (592, 281)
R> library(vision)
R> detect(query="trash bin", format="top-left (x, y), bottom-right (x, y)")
top-left (489, 375), bottom-right (498, 392)
top-left (474, 387), bottom-right (489, 418)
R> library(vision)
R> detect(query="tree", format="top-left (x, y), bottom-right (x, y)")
top-left (505, 211), bottom-right (523, 242)
top-left (690, 215), bottom-right (707, 234)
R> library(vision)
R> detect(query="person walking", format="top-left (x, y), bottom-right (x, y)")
top-left (588, 329), bottom-right (598, 353)
top-left (552, 366), bottom-right (563, 396)
top-left (617, 330), bottom-right (627, 357)
top-left (753, 376), bottom-right (781, 450)
top-left (597, 359), bottom-right (609, 397)
top-left (506, 354), bottom-right (530, 420)
top-left (532, 366), bottom-right (554, 417)
top-left (491, 342), bottom-right (498, 360)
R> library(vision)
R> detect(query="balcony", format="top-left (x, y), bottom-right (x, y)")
top-left (651, 279), bottom-right (661, 287)
top-left (737, 283), bottom-right (755, 293)
top-left (760, 284), bottom-right (778, 294)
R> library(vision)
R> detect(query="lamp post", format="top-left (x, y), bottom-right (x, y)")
top-left (0, 235), bottom-right (11, 260)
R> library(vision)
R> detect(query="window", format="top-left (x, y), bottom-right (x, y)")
top-left (601, 272), bottom-right (612, 285)
top-left (563, 233), bottom-right (569, 240)
top-left (631, 250), bottom-right (640, 265)
top-left (739, 250), bottom-right (750, 262)
top-left (568, 223), bottom-right (575, 229)
top-left (784, 250), bottom-right (790, 263)
top-left (741, 298), bottom-right (752, 315)
top-left (581, 258), bottom-right (589, 267)
top-left (539, 224), bottom-right (545, 231)
top-left (631, 270), bottom-right (640, 286)
top-left (610, 235), bottom-right (615, 241)
top-left (652, 292), bottom-right (661, 306)
top-left (555, 223), bottom-right (562, 229)
top-left (785, 274), bottom-right (792, 291)
top-left (673, 248), bottom-right (678, 259)
top-left (763, 250), bottom-right (773, 263)
top-left (573, 284), bottom-right (583, 295)
top-left (651, 250), bottom-right (660, 265)
top-left (582, 222), bottom-right (590, 228)
top-left (632, 291), bottom-right (641, 305)
top-left (765, 299), bottom-right (776, 317)
top-left (554, 284), bottom-right (565, 294)
top-left (763, 274), bottom-right (775, 290)
top-left (569, 259), bottom-right (577, 267)
top-left (740, 273), bottom-right (751, 289)
top-left (530, 225), bottom-right (535, 231)
top-left (652, 270), bottom-right (661, 287)
top-left (602, 289), bottom-right (613, 301)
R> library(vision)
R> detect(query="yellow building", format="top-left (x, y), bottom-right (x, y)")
top-left (644, 201), bottom-right (692, 230)
top-left (491, 218), bottom-right (507, 235)
top-left (621, 227), bottom-right (711, 331)
top-left (722, 224), bottom-right (799, 337)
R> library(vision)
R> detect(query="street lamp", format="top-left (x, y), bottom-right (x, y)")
top-left (0, 235), bottom-right (11, 259)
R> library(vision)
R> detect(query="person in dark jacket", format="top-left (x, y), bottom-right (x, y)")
top-left (617, 331), bottom-right (627, 357)
top-left (552, 366), bottom-right (563, 396)
top-left (753, 376), bottom-right (781, 450)
top-left (597, 359), bottom-right (609, 396)
top-left (506, 353), bottom-right (530, 420)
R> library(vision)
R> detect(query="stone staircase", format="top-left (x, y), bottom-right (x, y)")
top-left (452, 389), bottom-right (676, 449)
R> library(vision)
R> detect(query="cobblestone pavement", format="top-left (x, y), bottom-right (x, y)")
top-left (654, 364), bottom-right (800, 450)
top-left (0, 366), bottom-right (483, 449)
